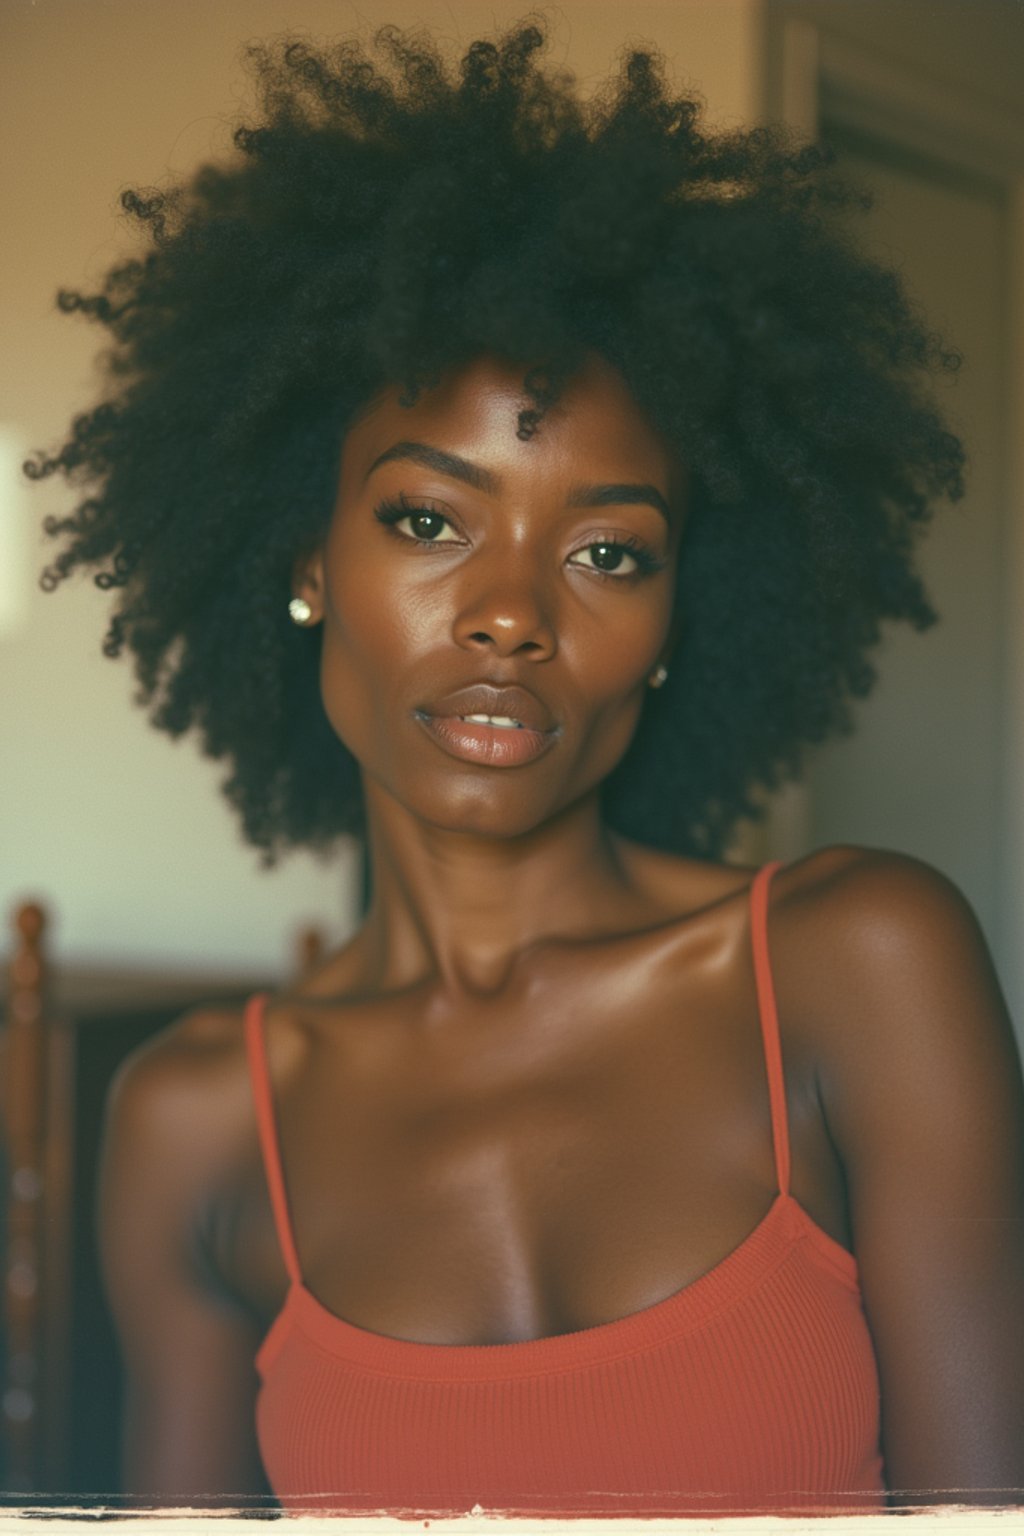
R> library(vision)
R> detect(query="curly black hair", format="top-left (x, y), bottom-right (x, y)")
top-left (30, 15), bottom-right (964, 868)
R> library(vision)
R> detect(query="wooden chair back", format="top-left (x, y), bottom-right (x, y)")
top-left (0, 900), bottom-right (327, 1498)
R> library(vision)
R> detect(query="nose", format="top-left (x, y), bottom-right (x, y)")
top-left (451, 551), bottom-right (557, 662)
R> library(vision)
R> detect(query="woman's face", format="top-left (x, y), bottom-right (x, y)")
top-left (299, 351), bottom-right (686, 839)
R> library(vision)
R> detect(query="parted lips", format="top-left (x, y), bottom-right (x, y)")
top-left (418, 682), bottom-right (556, 734)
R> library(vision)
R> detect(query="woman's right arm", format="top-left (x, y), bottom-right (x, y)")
top-left (96, 1014), bottom-right (272, 1506)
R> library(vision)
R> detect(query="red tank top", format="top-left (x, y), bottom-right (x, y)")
top-left (244, 860), bottom-right (887, 1516)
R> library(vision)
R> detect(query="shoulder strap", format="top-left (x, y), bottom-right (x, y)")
top-left (243, 993), bottom-right (303, 1286)
top-left (748, 861), bottom-right (790, 1197)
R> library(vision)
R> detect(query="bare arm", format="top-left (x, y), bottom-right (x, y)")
top-left (97, 1015), bottom-right (273, 1507)
top-left (788, 848), bottom-right (1024, 1505)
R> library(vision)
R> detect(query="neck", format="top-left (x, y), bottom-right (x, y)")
top-left (354, 782), bottom-right (644, 999)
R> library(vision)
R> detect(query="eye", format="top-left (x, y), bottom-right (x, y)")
top-left (568, 538), bottom-right (663, 580)
top-left (373, 498), bottom-right (463, 543)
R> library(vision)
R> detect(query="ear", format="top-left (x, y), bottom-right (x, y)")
top-left (290, 542), bottom-right (326, 624)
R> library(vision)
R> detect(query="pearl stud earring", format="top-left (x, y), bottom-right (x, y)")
top-left (288, 597), bottom-right (313, 625)
top-left (649, 664), bottom-right (669, 689)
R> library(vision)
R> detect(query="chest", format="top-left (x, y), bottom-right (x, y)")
top-left (228, 940), bottom-right (842, 1343)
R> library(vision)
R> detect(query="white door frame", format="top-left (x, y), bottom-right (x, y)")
top-left (764, 17), bottom-right (1024, 1025)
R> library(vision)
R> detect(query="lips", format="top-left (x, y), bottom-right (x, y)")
top-left (417, 683), bottom-right (556, 735)
top-left (414, 681), bottom-right (559, 768)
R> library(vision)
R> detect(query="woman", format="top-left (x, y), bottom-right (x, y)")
top-left (33, 19), bottom-right (1024, 1515)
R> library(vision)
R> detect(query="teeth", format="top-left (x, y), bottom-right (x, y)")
top-left (460, 714), bottom-right (523, 728)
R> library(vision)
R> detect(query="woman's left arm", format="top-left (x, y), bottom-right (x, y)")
top-left (792, 847), bottom-right (1024, 1506)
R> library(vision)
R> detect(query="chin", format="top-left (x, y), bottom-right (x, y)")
top-left (420, 789), bottom-right (563, 841)
top-left (375, 771), bottom-right (581, 841)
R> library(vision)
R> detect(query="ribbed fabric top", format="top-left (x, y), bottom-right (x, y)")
top-left (244, 861), bottom-right (886, 1516)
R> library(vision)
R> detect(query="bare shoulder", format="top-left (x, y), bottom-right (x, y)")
top-left (771, 840), bottom-right (981, 934)
top-left (767, 843), bottom-right (1022, 1169)
top-left (108, 1004), bottom-right (249, 1134)
top-left (768, 841), bottom-right (1012, 1042)
top-left (99, 1002), bottom-right (278, 1319)
top-left (105, 991), bottom-right (318, 1174)
top-left (102, 1002), bottom-right (272, 1222)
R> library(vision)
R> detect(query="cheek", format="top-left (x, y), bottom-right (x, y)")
top-left (316, 554), bottom-right (447, 754)
top-left (566, 591), bottom-right (671, 702)
top-left (328, 519), bottom-right (448, 647)
top-left (557, 603), bottom-right (671, 774)
top-left (332, 568), bottom-right (433, 653)
top-left (315, 568), bottom-right (388, 748)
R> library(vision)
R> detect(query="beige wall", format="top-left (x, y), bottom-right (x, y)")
top-left (768, 0), bottom-right (1024, 123)
top-left (0, 0), bottom-right (764, 974)
top-left (761, 0), bottom-right (1024, 1034)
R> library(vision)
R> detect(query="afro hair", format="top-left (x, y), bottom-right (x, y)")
top-left (30, 15), bottom-right (965, 867)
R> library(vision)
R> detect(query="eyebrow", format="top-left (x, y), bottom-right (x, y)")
top-left (365, 440), bottom-right (673, 525)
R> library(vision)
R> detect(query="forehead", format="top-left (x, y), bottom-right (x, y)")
top-left (342, 352), bottom-right (684, 494)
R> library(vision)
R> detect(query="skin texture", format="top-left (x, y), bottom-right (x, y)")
top-left (98, 354), bottom-right (1024, 1508)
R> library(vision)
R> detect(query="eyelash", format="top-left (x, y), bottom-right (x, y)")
top-left (371, 497), bottom-right (666, 581)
